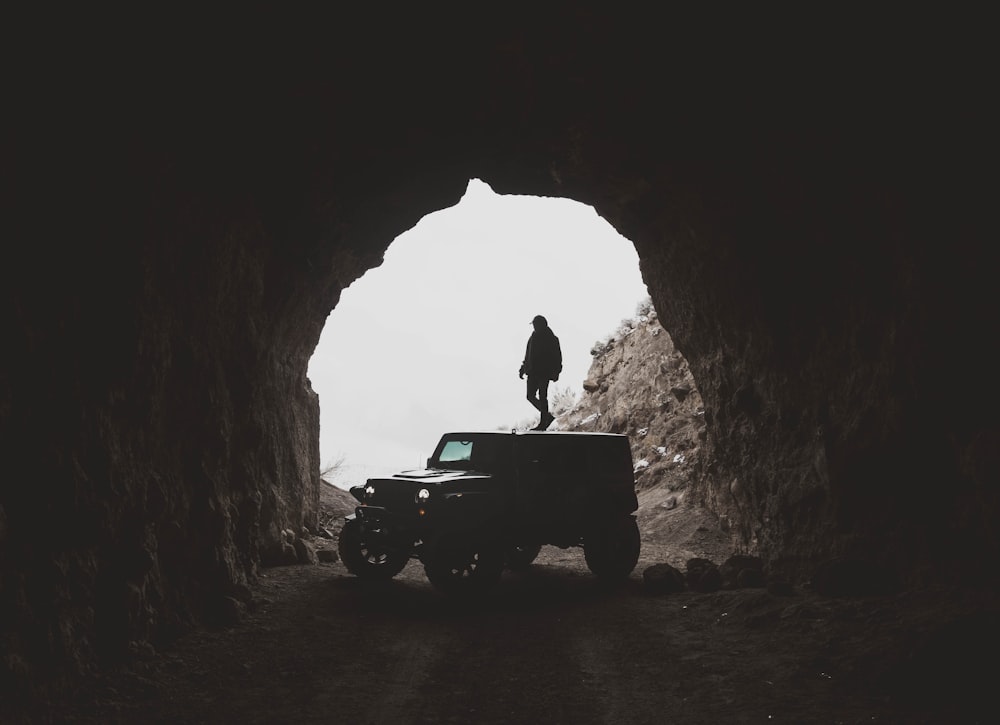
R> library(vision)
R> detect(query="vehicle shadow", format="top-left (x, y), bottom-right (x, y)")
top-left (324, 561), bottom-right (644, 621)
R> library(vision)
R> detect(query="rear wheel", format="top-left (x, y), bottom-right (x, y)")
top-left (506, 542), bottom-right (542, 571)
top-left (338, 518), bottom-right (409, 579)
top-left (584, 517), bottom-right (640, 580)
top-left (424, 532), bottom-right (505, 595)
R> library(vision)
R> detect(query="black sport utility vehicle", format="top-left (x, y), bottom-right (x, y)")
top-left (338, 431), bottom-right (640, 594)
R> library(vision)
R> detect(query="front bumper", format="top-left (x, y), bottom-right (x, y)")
top-left (352, 504), bottom-right (427, 536)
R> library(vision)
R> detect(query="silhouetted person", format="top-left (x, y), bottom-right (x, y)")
top-left (519, 315), bottom-right (562, 430)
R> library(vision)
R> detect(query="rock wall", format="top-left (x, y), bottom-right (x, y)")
top-left (3, 5), bottom-right (997, 695)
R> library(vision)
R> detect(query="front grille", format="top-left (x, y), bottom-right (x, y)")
top-left (367, 479), bottom-right (421, 511)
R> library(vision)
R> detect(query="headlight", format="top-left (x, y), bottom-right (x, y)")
top-left (364, 484), bottom-right (376, 499)
top-left (416, 488), bottom-right (430, 503)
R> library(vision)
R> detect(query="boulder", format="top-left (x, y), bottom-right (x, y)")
top-left (643, 564), bottom-right (686, 595)
top-left (293, 538), bottom-right (318, 565)
top-left (317, 548), bottom-right (339, 563)
top-left (736, 567), bottom-right (765, 588)
top-left (720, 555), bottom-right (765, 589)
top-left (686, 558), bottom-right (721, 592)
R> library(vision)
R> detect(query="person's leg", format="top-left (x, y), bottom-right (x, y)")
top-left (539, 379), bottom-right (555, 427)
top-left (527, 377), bottom-right (552, 429)
top-left (537, 378), bottom-right (550, 416)
top-left (526, 377), bottom-right (544, 412)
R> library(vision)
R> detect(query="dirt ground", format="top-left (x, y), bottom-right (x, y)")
top-left (15, 483), bottom-right (999, 724)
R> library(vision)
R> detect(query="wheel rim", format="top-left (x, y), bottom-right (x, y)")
top-left (361, 544), bottom-right (390, 566)
top-left (359, 527), bottom-right (400, 568)
top-left (446, 550), bottom-right (482, 579)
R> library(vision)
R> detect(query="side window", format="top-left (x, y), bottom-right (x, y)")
top-left (438, 440), bottom-right (473, 463)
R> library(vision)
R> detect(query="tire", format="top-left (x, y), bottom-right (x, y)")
top-left (506, 542), bottom-right (542, 571)
top-left (338, 518), bottom-right (409, 580)
top-left (584, 517), bottom-right (641, 580)
top-left (424, 532), bottom-right (505, 595)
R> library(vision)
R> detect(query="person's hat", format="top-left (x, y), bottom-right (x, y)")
top-left (531, 315), bottom-right (547, 326)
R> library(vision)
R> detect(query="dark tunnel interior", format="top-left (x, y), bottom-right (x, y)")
top-left (2, 5), bottom-right (997, 711)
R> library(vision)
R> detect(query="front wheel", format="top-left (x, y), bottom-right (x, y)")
top-left (424, 532), bottom-right (505, 595)
top-left (584, 517), bottom-right (641, 580)
top-left (338, 518), bottom-right (409, 580)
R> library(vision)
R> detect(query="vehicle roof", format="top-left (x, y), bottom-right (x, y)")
top-left (440, 430), bottom-right (628, 439)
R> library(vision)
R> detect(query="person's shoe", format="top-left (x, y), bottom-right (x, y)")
top-left (540, 412), bottom-right (555, 430)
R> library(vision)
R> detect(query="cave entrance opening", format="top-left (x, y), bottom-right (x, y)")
top-left (307, 178), bottom-right (651, 490)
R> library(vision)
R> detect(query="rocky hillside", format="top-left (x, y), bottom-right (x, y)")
top-left (556, 304), bottom-right (709, 511)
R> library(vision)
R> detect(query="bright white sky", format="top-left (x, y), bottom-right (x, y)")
top-left (308, 178), bottom-right (648, 488)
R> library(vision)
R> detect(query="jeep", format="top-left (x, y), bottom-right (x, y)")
top-left (337, 430), bottom-right (640, 594)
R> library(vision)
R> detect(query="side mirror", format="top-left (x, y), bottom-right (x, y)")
top-left (426, 458), bottom-right (433, 469)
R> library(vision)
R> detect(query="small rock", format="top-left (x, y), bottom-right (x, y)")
top-left (643, 563), bottom-right (686, 595)
top-left (720, 555), bottom-right (764, 589)
top-left (317, 549), bottom-right (339, 563)
top-left (736, 567), bottom-right (766, 588)
top-left (686, 558), bottom-right (714, 581)
top-left (685, 558), bottom-right (721, 592)
top-left (293, 538), bottom-right (318, 565)
top-left (697, 567), bottom-right (722, 593)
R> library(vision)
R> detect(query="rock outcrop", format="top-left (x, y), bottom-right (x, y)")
top-left (560, 306), bottom-right (706, 503)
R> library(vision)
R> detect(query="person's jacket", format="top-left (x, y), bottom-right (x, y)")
top-left (521, 327), bottom-right (562, 381)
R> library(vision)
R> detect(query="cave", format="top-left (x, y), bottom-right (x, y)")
top-left (3, 6), bottom-right (996, 703)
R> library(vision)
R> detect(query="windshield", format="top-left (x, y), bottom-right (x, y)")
top-left (438, 440), bottom-right (473, 464)
top-left (430, 434), bottom-right (511, 473)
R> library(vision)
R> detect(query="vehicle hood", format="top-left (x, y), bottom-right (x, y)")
top-left (388, 468), bottom-right (491, 483)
